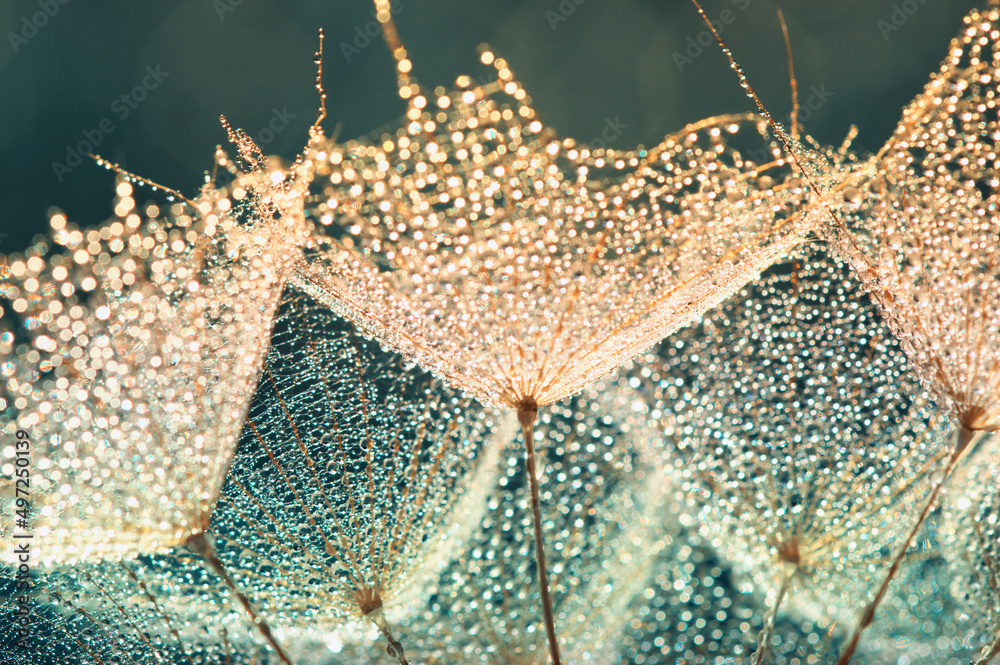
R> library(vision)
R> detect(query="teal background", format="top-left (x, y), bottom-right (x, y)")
top-left (0, 0), bottom-right (981, 252)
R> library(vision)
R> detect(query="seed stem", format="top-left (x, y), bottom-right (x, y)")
top-left (186, 532), bottom-right (296, 665)
top-left (973, 632), bottom-right (1000, 665)
top-left (518, 399), bottom-right (562, 665)
top-left (366, 607), bottom-right (410, 665)
top-left (752, 562), bottom-right (796, 665)
top-left (833, 426), bottom-right (979, 665)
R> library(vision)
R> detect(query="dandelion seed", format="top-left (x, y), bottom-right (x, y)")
top-left (636, 247), bottom-right (951, 662)
top-left (0, 166), bottom-right (306, 565)
top-left (816, 3), bottom-right (1000, 659)
top-left (690, 2), bottom-right (1000, 660)
top-left (294, 62), bottom-right (818, 414)
top-left (0, 88), bottom-right (321, 662)
top-left (289, 5), bottom-right (827, 658)
top-left (207, 288), bottom-right (511, 664)
top-left (831, 3), bottom-right (1000, 437)
top-left (278, 379), bottom-right (676, 664)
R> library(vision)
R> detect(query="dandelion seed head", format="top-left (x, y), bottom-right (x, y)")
top-left (292, 52), bottom-right (838, 411)
top-left (0, 137), bottom-right (312, 565)
top-left (207, 289), bottom-right (510, 636)
top-left (831, 3), bottom-right (1000, 433)
top-left (641, 247), bottom-right (951, 626)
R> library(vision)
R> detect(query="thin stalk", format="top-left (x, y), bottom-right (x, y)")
top-left (974, 632), bottom-right (1000, 665)
top-left (688, 0), bottom-right (873, 266)
top-left (752, 563), bottom-right (796, 665)
top-left (186, 532), bottom-right (296, 665)
top-left (775, 4), bottom-right (799, 142)
top-left (834, 426), bottom-right (979, 665)
top-left (366, 607), bottom-right (410, 665)
top-left (518, 399), bottom-right (563, 665)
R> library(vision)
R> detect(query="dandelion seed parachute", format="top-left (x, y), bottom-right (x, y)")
top-left (617, 529), bottom-right (839, 664)
top-left (0, 114), bottom-right (322, 664)
top-left (0, 150), bottom-right (310, 565)
top-left (830, 1), bottom-right (1000, 437)
top-left (206, 288), bottom-right (513, 664)
top-left (286, 5), bottom-right (849, 659)
top-left (267, 378), bottom-right (675, 665)
top-left (687, 3), bottom-right (1000, 659)
top-left (633, 246), bottom-right (952, 658)
top-left (293, 69), bottom-right (826, 413)
top-left (809, 4), bottom-right (1000, 659)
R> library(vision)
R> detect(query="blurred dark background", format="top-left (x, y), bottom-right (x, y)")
top-left (0, 0), bottom-right (979, 253)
